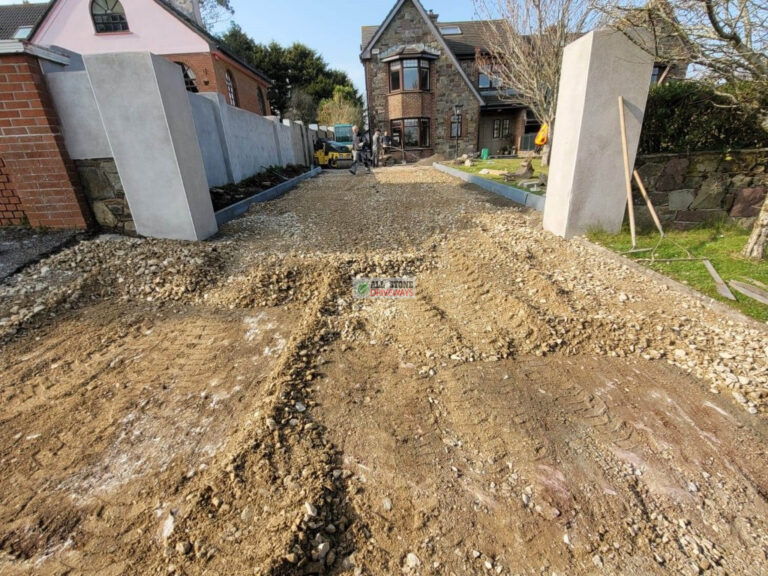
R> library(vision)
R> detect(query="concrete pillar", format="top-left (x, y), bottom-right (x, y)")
top-left (84, 52), bottom-right (217, 241)
top-left (543, 30), bottom-right (654, 237)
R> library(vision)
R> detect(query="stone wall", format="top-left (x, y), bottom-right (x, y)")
top-left (75, 159), bottom-right (135, 234)
top-left (633, 149), bottom-right (767, 230)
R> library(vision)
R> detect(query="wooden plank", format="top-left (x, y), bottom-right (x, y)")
top-left (730, 280), bottom-right (768, 306)
top-left (703, 260), bottom-right (736, 300)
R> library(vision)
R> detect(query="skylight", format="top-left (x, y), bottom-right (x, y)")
top-left (440, 26), bottom-right (462, 35)
top-left (13, 26), bottom-right (33, 40)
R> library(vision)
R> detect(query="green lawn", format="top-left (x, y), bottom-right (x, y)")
top-left (589, 225), bottom-right (768, 322)
top-left (450, 158), bottom-right (548, 193)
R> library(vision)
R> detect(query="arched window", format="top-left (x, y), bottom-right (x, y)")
top-left (257, 88), bottom-right (267, 115)
top-left (175, 62), bottom-right (199, 93)
top-left (91, 0), bottom-right (129, 33)
top-left (225, 71), bottom-right (238, 107)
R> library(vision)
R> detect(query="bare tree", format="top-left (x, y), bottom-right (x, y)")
top-left (199, 0), bottom-right (234, 31)
top-left (596, 0), bottom-right (768, 259)
top-left (474, 0), bottom-right (600, 164)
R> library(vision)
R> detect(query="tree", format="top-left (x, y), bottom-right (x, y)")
top-left (316, 86), bottom-right (364, 127)
top-left (199, 0), bottom-right (233, 30)
top-left (596, 0), bottom-right (768, 258)
top-left (219, 25), bottom-right (362, 120)
top-left (286, 89), bottom-right (317, 124)
top-left (473, 0), bottom-right (600, 164)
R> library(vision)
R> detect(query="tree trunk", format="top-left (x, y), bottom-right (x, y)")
top-left (743, 193), bottom-right (768, 260)
top-left (541, 143), bottom-right (551, 166)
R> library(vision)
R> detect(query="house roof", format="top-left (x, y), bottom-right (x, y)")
top-left (0, 2), bottom-right (50, 40)
top-left (362, 19), bottom-right (505, 59)
top-left (4, 0), bottom-right (271, 85)
top-left (152, 0), bottom-right (273, 85)
top-left (360, 0), bottom-right (484, 105)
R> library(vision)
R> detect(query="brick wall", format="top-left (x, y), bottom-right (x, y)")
top-left (0, 53), bottom-right (91, 229)
top-left (165, 51), bottom-right (271, 116)
top-left (211, 54), bottom-right (271, 116)
top-left (0, 158), bottom-right (24, 225)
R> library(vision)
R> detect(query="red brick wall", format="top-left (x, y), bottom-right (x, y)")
top-left (164, 51), bottom-right (271, 116)
top-left (0, 157), bottom-right (24, 225)
top-left (212, 53), bottom-right (271, 116)
top-left (0, 53), bottom-right (91, 229)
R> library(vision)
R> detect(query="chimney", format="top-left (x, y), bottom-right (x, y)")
top-left (427, 9), bottom-right (439, 23)
top-left (168, 0), bottom-right (204, 27)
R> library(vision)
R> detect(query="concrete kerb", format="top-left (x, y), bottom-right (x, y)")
top-left (215, 167), bottom-right (323, 226)
top-left (433, 163), bottom-right (546, 212)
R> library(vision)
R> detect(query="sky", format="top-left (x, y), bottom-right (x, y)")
top-left (212, 1), bottom-right (479, 96)
top-left (0, 0), bottom-right (479, 95)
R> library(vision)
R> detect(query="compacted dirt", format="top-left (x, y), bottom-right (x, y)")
top-left (0, 168), bottom-right (767, 576)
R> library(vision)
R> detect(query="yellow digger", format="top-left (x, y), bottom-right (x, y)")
top-left (314, 138), bottom-right (353, 169)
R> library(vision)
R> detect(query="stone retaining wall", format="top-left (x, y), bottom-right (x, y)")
top-left (633, 149), bottom-right (767, 230)
top-left (74, 159), bottom-right (135, 234)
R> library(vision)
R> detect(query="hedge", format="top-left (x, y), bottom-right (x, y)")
top-left (639, 81), bottom-right (768, 154)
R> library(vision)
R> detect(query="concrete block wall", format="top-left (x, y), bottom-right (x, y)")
top-left (0, 52), bottom-right (92, 229)
top-left (83, 52), bottom-right (217, 241)
top-left (544, 30), bottom-right (654, 238)
top-left (15, 48), bottom-right (319, 239)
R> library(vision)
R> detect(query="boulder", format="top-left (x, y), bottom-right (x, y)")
top-left (730, 187), bottom-right (766, 218)
top-left (668, 189), bottom-right (695, 211)
top-left (655, 157), bottom-right (689, 191)
top-left (91, 200), bottom-right (118, 228)
top-left (635, 162), bottom-right (665, 189)
top-left (690, 175), bottom-right (728, 209)
top-left (675, 209), bottom-right (727, 225)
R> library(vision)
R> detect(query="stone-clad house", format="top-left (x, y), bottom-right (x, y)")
top-left (361, 0), bottom-right (542, 160)
top-left (361, 0), bottom-right (686, 161)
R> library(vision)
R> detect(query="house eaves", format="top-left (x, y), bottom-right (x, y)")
top-left (360, 0), bottom-right (484, 105)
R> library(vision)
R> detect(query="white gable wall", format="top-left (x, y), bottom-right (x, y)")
top-left (32, 0), bottom-right (210, 56)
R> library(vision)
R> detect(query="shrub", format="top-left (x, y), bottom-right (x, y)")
top-left (639, 81), bottom-right (768, 154)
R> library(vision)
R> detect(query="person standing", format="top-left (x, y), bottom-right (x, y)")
top-left (372, 129), bottom-right (381, 168)
top-left (349, 125), bottom-right (371, 175)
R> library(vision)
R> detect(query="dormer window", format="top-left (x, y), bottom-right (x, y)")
top-left (440, 26), bottom-right (462, 35)
top-left (389, 59), bottom-right (430, 93)
top-left (91, 0), bottom-right (129, 33)
top-left (13, 26), bottom-right (33, 40)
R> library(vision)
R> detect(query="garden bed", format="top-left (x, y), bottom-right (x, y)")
top-left (451, 157), bottom-right (548, 192)
top-left (210, 165), bottom-right (309, 212)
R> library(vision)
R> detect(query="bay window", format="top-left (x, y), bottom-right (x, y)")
top-left (391, 118), bottom-right (430, 148)
top-left (389, 59), bottom-right (431, 92)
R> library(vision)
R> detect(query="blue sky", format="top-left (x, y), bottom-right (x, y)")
top-left (0, 0), bottom-right (478, 95)
top-left (212, 1), bottom-right (478, 96)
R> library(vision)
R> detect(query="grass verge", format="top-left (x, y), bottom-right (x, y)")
top-left (451, 158), bottom-right (548, 193)
top-left (588, 224), bottom-right (768, 323)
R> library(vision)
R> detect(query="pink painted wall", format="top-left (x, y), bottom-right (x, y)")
top-left (32, 0), bottom-right (210, 56)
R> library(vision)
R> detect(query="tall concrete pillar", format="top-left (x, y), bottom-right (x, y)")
top-left (543, 30), bottom-right (654, 237)
top-left (84, 52), bottom-right (217, 241)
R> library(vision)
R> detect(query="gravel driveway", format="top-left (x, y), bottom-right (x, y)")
top-left (0, 167), bottom-right (766, 575)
